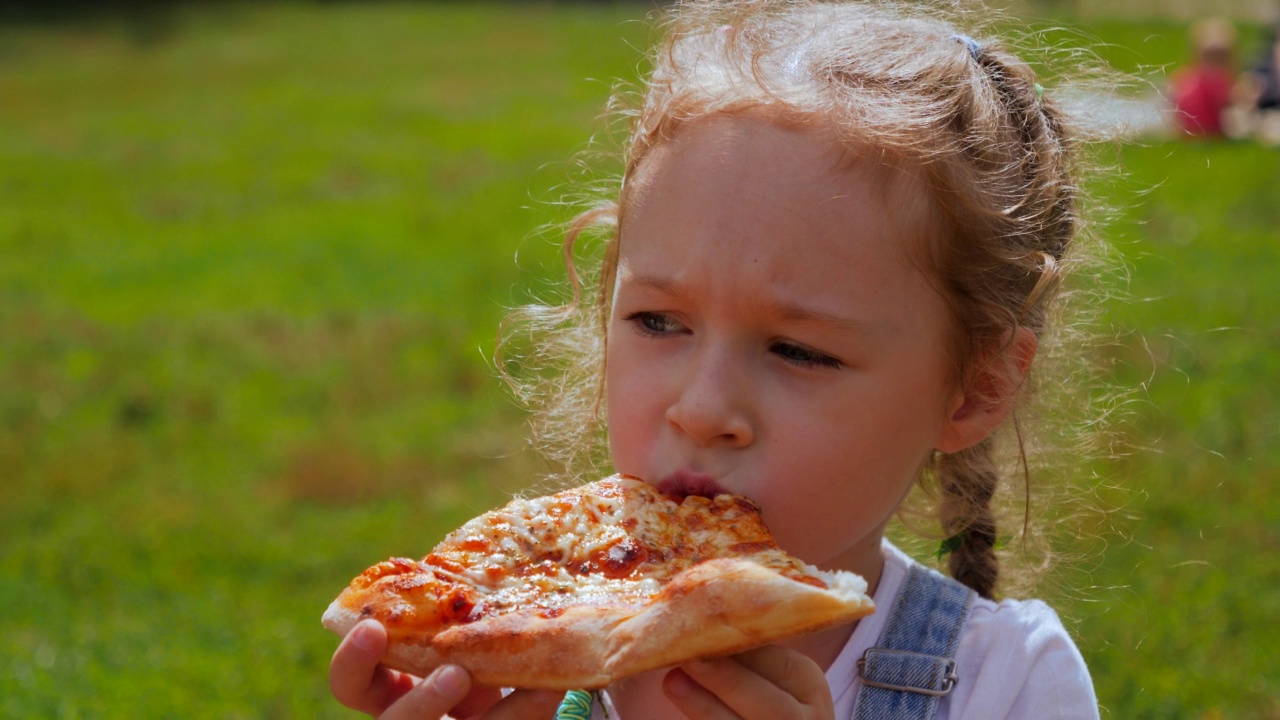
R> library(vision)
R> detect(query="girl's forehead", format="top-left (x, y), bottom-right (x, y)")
top-left (628, 114), bottom-right (851, 189)
top-left (621, 114), bottom-right (945, 254)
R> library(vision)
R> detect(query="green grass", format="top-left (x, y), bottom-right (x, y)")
top-left (1062, 139), bottom-right (1280, 719)
top-left (1, 4), bottom-right (1276, 718)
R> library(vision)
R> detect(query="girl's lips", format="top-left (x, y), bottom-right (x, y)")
top-left (654, 470), bottom-right (729, 499)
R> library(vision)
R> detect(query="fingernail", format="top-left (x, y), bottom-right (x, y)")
top-left (431, 665), bottom-right (468, 697)
top-left (666, 669), bottom-right (695, 698)
top-left (351, 622), bottom-right (376, 651)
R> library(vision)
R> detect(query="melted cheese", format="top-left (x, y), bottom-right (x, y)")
top-left (378, 475), bottom-right (827, 624)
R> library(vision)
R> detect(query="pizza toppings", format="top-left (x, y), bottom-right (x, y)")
top-left (323, 475), bottom-right (874, 689)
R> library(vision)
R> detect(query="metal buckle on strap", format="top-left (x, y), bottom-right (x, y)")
top-left (857, 649), bottom-right (959, 697)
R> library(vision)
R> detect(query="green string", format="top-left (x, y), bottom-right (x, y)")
top-left (555, 690), bottom-right (596, 720)
top-left (934, 532), bottom-right (965, 560)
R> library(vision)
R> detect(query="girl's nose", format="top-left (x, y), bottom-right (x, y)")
top-left (664, 356), bottom-right (755, 448)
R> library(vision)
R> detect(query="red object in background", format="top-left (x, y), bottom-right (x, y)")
top-left (1170, 65), bottom-right (1235, 136)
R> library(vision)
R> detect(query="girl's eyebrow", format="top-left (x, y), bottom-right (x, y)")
top-left (773, 302), bottom-right (877, 334)
top-left (621, 271), bottom-right (877, 334)
top-left (625, 272), bottom-right (682, 296)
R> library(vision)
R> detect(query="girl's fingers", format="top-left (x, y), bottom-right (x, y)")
top-left (663, 666), bottom-right (742, 720)
top-left (330, 619), bottom-right (551, 720)
top-left (330, 620), bottom-right (417, 715)
top-left (377, 664), bottom-right (474, 720)
top-left (733, 646), bottom-right (833, 714)
top-left (666, 647), bottom-right (833, 720)
top-left (477, 688), bottom-right (566, 720)
top-left (447, 684), bottom-right (508, 719)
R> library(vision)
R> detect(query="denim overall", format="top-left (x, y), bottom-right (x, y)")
top-left (556, 564), bottom-right (975, 720)
top-left (853, 564), bottom-right (975, 719)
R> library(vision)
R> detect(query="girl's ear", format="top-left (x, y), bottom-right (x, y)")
top-left (936, 327), bottom-right (1038, 454)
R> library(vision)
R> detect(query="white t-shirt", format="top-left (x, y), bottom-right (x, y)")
top-left (827, 540), bottom-right (1099, 719)
top-left (592, 539), bottom-right (1098, 719)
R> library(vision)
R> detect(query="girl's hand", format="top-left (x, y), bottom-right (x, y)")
top-left (329, 619), bottom-right (563, 719)
top-left (663, 646), bottom-right (834, 720)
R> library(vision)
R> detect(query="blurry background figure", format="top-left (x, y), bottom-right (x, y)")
top-left (1231, 15), bottom-right (1280, 144)
top-left (1168, 17), bottom-right (1237, 137)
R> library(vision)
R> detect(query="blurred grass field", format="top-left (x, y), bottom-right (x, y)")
top-left (1, 3), bottom-right (1276, 718)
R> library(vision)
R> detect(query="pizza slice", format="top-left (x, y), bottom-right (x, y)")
top-left (322, 475), bottom-right (874, 690)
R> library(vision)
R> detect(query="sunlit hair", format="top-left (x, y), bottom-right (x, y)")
top-left (500, 0), bottom-right (1122, 599)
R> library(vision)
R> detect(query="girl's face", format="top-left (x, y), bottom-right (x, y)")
top-left (606, 116), bottom-right (968, 582)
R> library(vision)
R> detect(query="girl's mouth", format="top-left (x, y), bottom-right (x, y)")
top-left (654, 470), bottom-right (730, 499)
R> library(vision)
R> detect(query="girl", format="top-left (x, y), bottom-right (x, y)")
top-left (330, 1), bottom-right (1111, 717)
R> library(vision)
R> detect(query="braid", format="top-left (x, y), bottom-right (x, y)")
top-left (928, 44), bottom-right (1076, 602)
top-left (919, 40), bottom-right (1079, 602)
top-left (938, 437), bottom-right (1000, 599)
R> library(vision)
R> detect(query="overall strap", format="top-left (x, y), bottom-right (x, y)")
top-left (852, 564), bottom-right (976, 720)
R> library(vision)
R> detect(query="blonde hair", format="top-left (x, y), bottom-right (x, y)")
top-left (500, 0), bottom-right (1119, 599)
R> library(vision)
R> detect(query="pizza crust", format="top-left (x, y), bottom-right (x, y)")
top-left (604, 558), bottom-right (871, 679)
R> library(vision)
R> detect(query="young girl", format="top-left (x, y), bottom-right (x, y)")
top-left (330, 1), bottom-right (1109, 717)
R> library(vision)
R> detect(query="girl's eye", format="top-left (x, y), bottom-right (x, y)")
top-left (771, 341), bottom-right (842, 370)
top-left (625, 312), bottom-right (685, 337)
